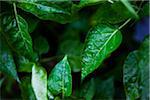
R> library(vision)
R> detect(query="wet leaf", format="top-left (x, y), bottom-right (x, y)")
top-left (81, 24), bottom-right (122, 79)
top-left (48, 56), bottom-right (72, 97)
top-left (16, 0), bottom-right (75, 24)
top-left (0, 13), bottom-right (33, 57)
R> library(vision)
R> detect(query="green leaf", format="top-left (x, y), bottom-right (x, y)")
top-left (0, 37), bottom-right (19, 82)
top-left (20, 77), bottom-right (36, 100)
top-left (139, 2), bottom-right (150, 18)
top-left (79, 78), bottom-right (96, 100)
top-left (94, 77), bottom-right (114, 99)
top-left (2, 77), bottom-right (15, 94)
top-left (76, 77), bottom-right (114, 100)
top-left (18, 62), bottom-right (34, 73)
top-left (79, 0), bottom-right (104, 8)
top-left (138, 36), bottom-right (149, 99)
top-left (0, 13), bottom-right (33, 57)
top-left (34, 36), bottom-right (49, 55)
top-left (123, 36), bottom-right (149, 99)
top-left (58, 39), bottom-right (83, 72)
top-left (81, 24), bottom-right (122, 79)
top-left (120, 0), bottom-right (139, 19)
top-left (32, 64), bottom-right (47, 100)
top-left (68, 56), bottom-right (81, 72)
top-left (0, 78), bottom-right (5, 88)
top-left (91, 2), bottom-right (136, 25)
top-left (16, 1), bottom-right (74, 24)
top-left (17, 56), bottom-right (34, 73)
top-left (58, 40), bottom-right (82, 55)
top-left (57, 24), bottom-right (84, 72)
top-left (123, 51), bottom-right (140, 99)
top-left (25, 16), bottom-right (39, 33)
top-left (47, 90), bottom-right (54, 100)
top-left (48, 56), bottom-right (72, 97)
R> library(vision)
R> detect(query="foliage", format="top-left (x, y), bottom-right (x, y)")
top-left (123, 37), bottom-right (149, 99)
top-left (0, 0), bottom-right (149, 100)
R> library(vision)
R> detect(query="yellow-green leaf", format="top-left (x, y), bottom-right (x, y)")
top-left (32, 64), bottom-right (47, 100)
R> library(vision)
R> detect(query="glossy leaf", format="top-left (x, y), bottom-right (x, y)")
top-left (81, 24), bottom-right (122, 79)
top-left (0, 37), bottom-right (19, 82)
top-left (32, 64), bottom-right (47, 100)
top-left (20, 77), bottom-right (36, 100)
top-left (34, 36), bottom-right (49, 55)
top-left (16, 1), bottom-right (74, 24)
top-left (123, 37), bottom-right (149, 99)
top-left (0, 13), bottom-right (33, 57)
top-left (48, 56), bottom-right (72, 97)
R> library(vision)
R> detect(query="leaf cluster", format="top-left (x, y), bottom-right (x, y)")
top-left (0, 0), bottom-right (149, 100)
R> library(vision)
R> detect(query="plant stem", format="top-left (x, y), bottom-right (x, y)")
top-left (118, 18), bottom-right (131, 30)
top-left (13, 3), bottom-right (18, 21)
top-left (13, 3), bottom-right (20, 29)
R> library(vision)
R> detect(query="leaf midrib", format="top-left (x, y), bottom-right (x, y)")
top-left (91, 29), bottom-right (119, 67)
top-left (13, 3), bottom-right (32, 53)
top-left (17, 1), bottom-right (70, 15)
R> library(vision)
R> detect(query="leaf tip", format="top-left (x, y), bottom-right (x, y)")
top-left (63, 55), bottom-right (68, 61)
top-left (16, 77), bottom-right (21, 83)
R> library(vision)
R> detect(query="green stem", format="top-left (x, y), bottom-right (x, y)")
top-left (13, 3), bottom-right (18, 24)
top-left (118, 18), bottom-right (131, 30)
